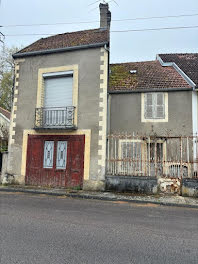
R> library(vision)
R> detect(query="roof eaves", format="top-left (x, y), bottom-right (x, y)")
top-left (13, 41), bottom-right (109, 58)
top-left (0, 113), bottom-right (10, 123)
top-left (157, 54), bottom-right (196, 89)
top-left (108, 87), bottom-right (194, 94)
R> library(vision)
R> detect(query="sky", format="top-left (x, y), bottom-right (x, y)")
top-left (0, 0), bottom-right (198, 63)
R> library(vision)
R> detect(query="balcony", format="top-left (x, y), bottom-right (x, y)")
top-left (34, 107), bottom-right (76, 129)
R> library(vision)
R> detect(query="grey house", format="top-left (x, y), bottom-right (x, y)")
top-left (5, 3), bottom-right (111, 191)
top-left (107, 57), bottom-right (198, 195)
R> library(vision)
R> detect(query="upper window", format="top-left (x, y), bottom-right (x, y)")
top-left (44, 74), bottom-right (73, 108)
top-left (142, 93), bottom-right (168, 122)
top-left (43, 73), bottom-right (74, 128)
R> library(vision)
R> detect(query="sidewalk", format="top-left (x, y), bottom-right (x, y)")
top-left (0, 185), bottom-right (198, 208)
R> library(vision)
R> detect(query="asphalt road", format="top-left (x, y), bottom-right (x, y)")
top-left (0, 192), bottom-right (198, 264)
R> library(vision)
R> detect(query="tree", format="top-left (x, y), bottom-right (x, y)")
top-left (0, 45), bottom-right (21, 111)
top-left (0, 72), bottom-right (12, 111)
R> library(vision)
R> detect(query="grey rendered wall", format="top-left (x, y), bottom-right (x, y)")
top-left (109, 91), bottom-right (192, 136)
top-left (182, 178), bottom-right (198, 197)
top-left (7, 48), bottom-right (103, 182)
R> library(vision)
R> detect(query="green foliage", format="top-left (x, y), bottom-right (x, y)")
top-left (0, 45), bottom-right (21, 111)
top-left (0, 72), bottom-right (12, 111)
top-left (109, 64), bottom-right (137, 90)
top-left (72, 185), bottom-right (82, 191)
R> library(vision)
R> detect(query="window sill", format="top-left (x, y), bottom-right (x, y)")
top-left (141, 117), bottom-right (168, 123)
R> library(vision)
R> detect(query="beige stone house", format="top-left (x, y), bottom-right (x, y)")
top-left (6, 3), bottom-right (111, 190)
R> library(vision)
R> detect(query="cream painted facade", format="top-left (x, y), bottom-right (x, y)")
top-left (36, 65), bottom-right (79, 126)
top-left (6, 46), bottom-right (109, 190)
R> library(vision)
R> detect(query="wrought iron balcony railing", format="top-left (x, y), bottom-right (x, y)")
top-left (35, 107), bottom-right (76, 129)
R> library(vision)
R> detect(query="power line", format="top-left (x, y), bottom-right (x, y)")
top-left (88, 0), bottom-right (101, 7)
top-left (0, 31), bottom-right (4, 43)
top-left (1, 20), bottom-right (99, 28)
top-left (112, 25), bottom-right (198, 32)
top-left (111, 0), bottom-right (119, 6)
top-left (106, 0), bottom-right (117, 6)
top-left (1, 13), bottom-right (198, 28)
top-left (113, 13), bottom-right (198, 22)
top-left (4, 25), bottom-right (198, 37)
top-left (0, 0), bottom-right (3, 43)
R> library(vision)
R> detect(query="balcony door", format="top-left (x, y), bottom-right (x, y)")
top-left (43, 74), bottom-right (73, 127)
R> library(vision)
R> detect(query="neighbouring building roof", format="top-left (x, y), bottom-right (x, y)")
top-left (159, 53), bottom-right (198, 88)
top-left (0, 107), bottom-right (10, 120)
top-left (14, 28), bottom-right (109, 57)
top-left (109, 60), bottom-right (191, 92)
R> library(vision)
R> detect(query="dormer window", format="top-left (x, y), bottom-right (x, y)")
top-left (130, 70), bottom-right (137, 74)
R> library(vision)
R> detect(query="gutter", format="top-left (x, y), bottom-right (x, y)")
top-left (108, 87), bottom-right (194, 94)
top-left (13, 42), bottom-right (109, 58)
top-left (156, 54), bottom-right (196, 89)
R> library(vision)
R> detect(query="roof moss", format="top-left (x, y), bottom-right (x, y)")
top-left (109, 64), bottom-right (137, 90)
top-left (109, 61), bottom-right (191, 92)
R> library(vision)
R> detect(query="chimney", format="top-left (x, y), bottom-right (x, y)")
top-left (100, 3), bottom-right (111, 29)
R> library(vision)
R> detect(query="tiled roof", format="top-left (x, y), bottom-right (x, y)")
top-left (109, 60), bottom-right (191, 92)
top-left (0, 107), bottom-right (10, 120)
top-left (16, 28), bottom-right (109, 55)
top-left (159, 53), bottom-right (198, 87)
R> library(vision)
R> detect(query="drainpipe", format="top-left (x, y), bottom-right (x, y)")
top-left (104, 42), bottom-right (110, 179)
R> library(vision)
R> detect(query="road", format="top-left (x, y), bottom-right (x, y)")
top-left (0, 192), bottom-right (198, 264)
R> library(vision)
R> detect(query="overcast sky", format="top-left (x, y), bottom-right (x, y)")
top-left (0, 0), bottom-right (198, 62)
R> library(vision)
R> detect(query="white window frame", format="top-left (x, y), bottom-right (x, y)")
top-left (141, 92), bottom-right (168, 122)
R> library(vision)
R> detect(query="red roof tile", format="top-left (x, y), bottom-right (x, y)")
top-left (159, 53), bottom-right (198, 87)
top-left (109, 60), bottom-right (191, 92)
top-left (0, 107), bottom-right (10, 120)
top-left (16, 28), bottom-right (109, 55)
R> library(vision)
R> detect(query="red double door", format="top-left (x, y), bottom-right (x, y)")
top-left (26, 134), bottom-right (85, 188)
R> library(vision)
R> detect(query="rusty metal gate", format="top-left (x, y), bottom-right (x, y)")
top-left (107, 134), bottom-right (198, 193)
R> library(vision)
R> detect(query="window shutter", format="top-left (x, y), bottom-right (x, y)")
top-left (156, 93), bottom-right (165, 118)
top-left (145, 93), bottom-right (153, 119)
top-left (120, 141), bottom-right (142, 173)
top-left (44, 76), bottom-right (73, 107)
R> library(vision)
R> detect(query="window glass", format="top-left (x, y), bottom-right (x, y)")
top-left (56, 141), bottom-right (67, 169)
top-left (43, 141), bottom-right (54, 168)
top-left (144, 93), bottom-right (165, 119)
